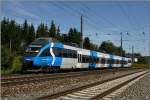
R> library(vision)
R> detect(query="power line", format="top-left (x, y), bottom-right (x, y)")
top-left (79, 3), bottom-right (122, 30)
top-left (51, 2), bottom-right (80, 18)
top-left (57, 2), bottom-right (105, 37)
top-left (117, 2), bottom-right (142, 32)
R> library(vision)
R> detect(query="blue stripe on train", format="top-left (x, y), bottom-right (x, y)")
top-left (108, 54), bottom-right (114, 69)
top-left (89, 51), bottom-right (97, 69)
top-left (52, 42), bottom-right (64, 67)
top-left (35, 43), bottom-right (53, 67)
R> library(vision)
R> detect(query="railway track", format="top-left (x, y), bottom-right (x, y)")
top-left (38, 70), bottom-right (149, 100)
top-left (1, 68), bottom-right (135, 87)
top-left (1, 70), bottom-right (102, 87)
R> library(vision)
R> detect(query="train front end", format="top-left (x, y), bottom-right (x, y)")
top-left (23, 45), bottom-right (42, 70)
top-left (22, 38), bottom-right (51, 71)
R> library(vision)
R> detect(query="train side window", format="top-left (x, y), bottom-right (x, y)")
top-left (98, 58), bottom-right (101, 63)
top-left (93, 57), bottom-right (97, 63)
top-left (120, 60), bottom-right (124, 64)
top-left (68, 49), bottom-right (73, 58)
top-left (73, 50), bottom-right (77, 58)
top-left (61, 49), bottom-right (77, 58)
top-left (71, 50), bottom-right (74, 58)
top-left (119, 60), bottom-right (121, 64)
top-left (66, 49), bottom-right (69, 57)
top-left (118, 60), bottom-right (120, 64)
top-left (86, 56), bottom-right (90, 62)
top-left (123, 61), bottom-right (127, 64)
top-left (80, 54), bottom-right (82, 62)
top-left (84, 55), bottom-right (87, 63)
top-left (128, 60), bottom-right (131, 63)
top-left (82, 55), bottom-right (85, 63)
top-left (116, 60), bottom-right (118, 64)
top-left (78, 54), bottom-right (80, 62)
top-left (93, 57), bottom-right (99, 63)
top-left (109, 59), bottom-right (113, 64)
top-left (89, 56), bottom-right (93, 63)
top-left (69, 49), bottom-right (73, 58)
top-left (53, 48), bottom-right (62, 57)
top-left (101, 58), bottom-right (105, 64)
top-left (63, 48), bottom-right (67, 57)
top-left (81, 54), bottom-right (83, 63)
top-left (40, 48), bottom-right (51, 57)
top-left (107, 59), bottom-right (110, 64)
top-left (114, 59), bottom-right (116, 64)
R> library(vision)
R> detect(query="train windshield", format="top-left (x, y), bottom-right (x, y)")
top-left (25, 47), bottom-right (41, 56)
top-left (30, 38), bottom-right (50, 46)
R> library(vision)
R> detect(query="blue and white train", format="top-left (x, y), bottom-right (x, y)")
top-left (23, 37), bottom-right (132, 71)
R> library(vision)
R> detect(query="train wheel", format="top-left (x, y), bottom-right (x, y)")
top-left (21, 65), bottom-right (27, 74)
top-left (53, 67), bottom-right (60, 73)
top-left (47, 67), bottom-right (53, 73)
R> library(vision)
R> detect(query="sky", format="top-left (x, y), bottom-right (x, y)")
top-left (1, 0), bottom-right (150, 56)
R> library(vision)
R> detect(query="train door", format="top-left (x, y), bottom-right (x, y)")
top-left (77, 51), bottom-right (82, 68)
top-left (89, 51), bottom-right (97, 69)
top-left (108, 54), bottom-right (114, 69)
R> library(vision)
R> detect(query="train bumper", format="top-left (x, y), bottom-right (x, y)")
top-left (23, 60), bottom-right (33, 69)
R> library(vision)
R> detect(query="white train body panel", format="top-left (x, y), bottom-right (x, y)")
top-left (61, 58), bottom-right (77, 69)
top-left (24, 38), bottom-right (132, 71)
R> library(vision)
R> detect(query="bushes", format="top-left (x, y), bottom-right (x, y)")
top-left (132, 63), bottom-right (149, 69)
top-left (1, 45), bottom-right (13, 70)
top-left (2, 56), bottom-right (22, 75)
top-left (11, 56), bottom-right (22, 73)
top-left (1, 46), bottom-right (22, 75)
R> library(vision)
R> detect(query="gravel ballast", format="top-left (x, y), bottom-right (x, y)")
top-left (111, 72), bottom-right (150, 100)
top-left (1, 69), bottom-right (147, 100)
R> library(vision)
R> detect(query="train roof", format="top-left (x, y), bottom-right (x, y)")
top-left (63, 44), bottom-right (130, 59)
top-left (31, 37), bottom-right (131, 60)
top-left (30, 37), bottom-right (59, 46)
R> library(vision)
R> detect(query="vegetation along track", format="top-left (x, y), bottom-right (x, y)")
top-left (1, 68), bottom-right (143, 87)
top-left (38, 70), bottom-right (149, 100)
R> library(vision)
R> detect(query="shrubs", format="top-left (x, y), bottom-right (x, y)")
top-left (2, 56), bottom-right (22, 75)
top-left (1, 46), bottom-right (22, 74)
top-left (11, 56), bottom-right (22, 73)
top-left (1, 45), bottom-right (13, 70)
top-left (132, 63), bottom-right (149, 69)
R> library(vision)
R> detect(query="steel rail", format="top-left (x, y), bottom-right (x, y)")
top-left (37, 70), bottom-right (148, 100)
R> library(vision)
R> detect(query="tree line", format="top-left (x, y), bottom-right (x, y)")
top-left (1, 17), bottom-right (138, 73)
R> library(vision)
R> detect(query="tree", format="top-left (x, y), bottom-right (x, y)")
top-left (68, 28), bottom-right (81, 45)
top-left (1, 45), bottom-right (13, 70)
top-left (68, 28), bottom-right (74, 41)
top-left (22, 20), bottom-right (29, 47)
top-left (56, 26), bottom-right (61, 41)
top-left (49, 20), bottom-right (56, 37)
top-left (99, 41), bottom-right (115, 54)
top-left (98, 41), bottom-right (126, 56)
top-left (91, 43), bottom-right (98, 51)
top-left (83, 37), bottom-right (91, 49)
top-left (36, 23), bottom-right (48, 38)
top-left (1, 17), bottom-right (10, 46)
top-left (28, 24), bottom-right (35, 43)
top-left (57, 26), bottom-right (60, 35)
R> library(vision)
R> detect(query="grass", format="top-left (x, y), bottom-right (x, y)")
top-left (1, 69), bottom-right (12, 75)
top-left (132, 63), bottom-right (149, 69)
